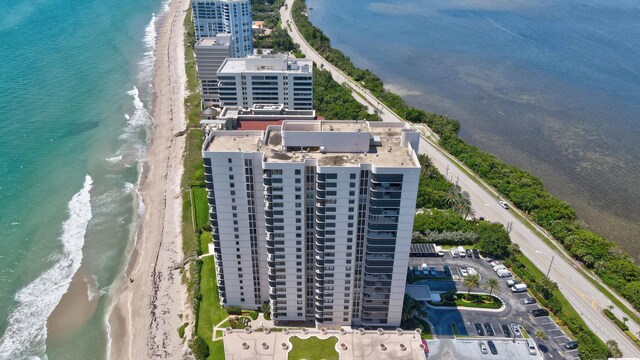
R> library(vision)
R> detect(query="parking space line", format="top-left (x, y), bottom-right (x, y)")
top-left (546, 328), bottom-right (562, 332)
top-left (553, 335), bottom-right (568, 339)
top-left (537, 322), bottom-right (555, 326)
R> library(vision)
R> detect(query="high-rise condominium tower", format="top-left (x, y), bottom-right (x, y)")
top-left (217, 55), bottom-right (313, 110)
top-left (192, 0), bottom-right (253, 57)
top-left (202, 120), bottom-right (420, 327)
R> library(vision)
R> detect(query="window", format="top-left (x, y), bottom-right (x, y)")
top-left (228, 158), bottom-right (232, 163)
top-left (229, 175), bottom-right (234, 180)
top-left (350, 174), bottom-right (356, 179)
top-left (295, 169), bottom-right (301, 175)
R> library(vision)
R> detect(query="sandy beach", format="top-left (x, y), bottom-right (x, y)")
top-left (107, 0), bottom-right (191, 358)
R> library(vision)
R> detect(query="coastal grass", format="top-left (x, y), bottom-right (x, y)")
top-left (288, 336), bottom-right (339, 360)
top-left (191, 186), bottom-right (209, 230)
top-left (178, 322), bottom-right (189, 338)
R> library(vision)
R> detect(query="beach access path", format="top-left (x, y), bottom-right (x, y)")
top-left (107, 0), bottom-right (191, 359)
top-left (281, 0), bottom-right (640, 356)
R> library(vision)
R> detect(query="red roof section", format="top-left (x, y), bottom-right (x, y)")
top-left (236, 120), bottom-right (284, 131)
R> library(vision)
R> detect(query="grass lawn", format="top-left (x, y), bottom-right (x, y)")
top-left (191, 186), bottom-right (209, 230)
top-left (430, 293), bottom-right (502, 309)
top-left (196, 231), bottom-right (229, 359)
top-left (288, 336), bottom-right (339, 360)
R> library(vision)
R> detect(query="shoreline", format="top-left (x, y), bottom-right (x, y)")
top-left (106, 0), bottom-right (191, 358)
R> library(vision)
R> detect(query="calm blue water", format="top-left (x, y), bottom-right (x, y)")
top-left (0, 0), bottom-right (163, 358)
top-left (308, 0), bottom-right (640, 258)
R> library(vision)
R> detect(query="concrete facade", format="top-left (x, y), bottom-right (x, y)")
top-left (202, 121), bottom-right (421, 328)
top-left (192, 0), bottom-right (253, 57)
top-left (195, 34), bottom-right (232, 107)
top-left (217, 55), bottom-right (313, 110)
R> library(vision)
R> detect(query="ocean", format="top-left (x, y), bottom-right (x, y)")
top-left (307, 0), bottom-right (640, 259)
top-left (0, 0), bottom-right (164, 358)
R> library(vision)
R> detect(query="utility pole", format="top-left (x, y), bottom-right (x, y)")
top-left (445, 165), bottom-right (449, 178)
top-left (546, 255), bottom-right (555, 278)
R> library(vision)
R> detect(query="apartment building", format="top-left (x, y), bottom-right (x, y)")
top-left (195, 34), bottom-right (232, 107)
top-left (192, 0), bottom-right (253, 57)
top-left (202, 120), bottom-right (421, 327)
top-left (217, 55), bottom-right (313, 110)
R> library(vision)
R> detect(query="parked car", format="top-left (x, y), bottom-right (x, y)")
top-left (474, 323), bottom-right (485, 336)
top-left (479, 216), bottom-right (485, 221)
top-left (511, 284), bottom-right (528, 293)
top-left (532, 308), bottom-right (549, 317)
top-left (478, 341), bottom-right (488, 354)
top-left (511, 324), bottom-right (522, 337)
top-left (466, 249), bottom-right (473, 257)
top-left (472, 249), bottom-right (480, 258)
top-left (450, 249), bottom-right (459, 258)
top-left (460, 268), bottom-right (469, 277)
top-left (484, 322), bottom-right (495, 336)
top-left (496, 269), bottom-right (512, 278)
top-left (564, 341), bottom-right (578, 350)
top-left (525, 340), bottom-right (537, 355)
top-left (490, 261), bottom-right (501, 267)
top-left (501, 324), bottom-right (512, 338)
top-left (487, 340), bottom-right (498, 355)
top-left (421, 263), bottom-right (429, 276)
top-left (485, 257), bottom-right (494, 263)
top-left (458, 246), bottom-right (466, 257)
top-left (523, 297), bottom-right (537, 304)
top-left (506, 279), bottom-right (518, 287)
top-left (437, 249), bottom-right (445, 256)
top-left (429, 266), bottom-right (437, 276)
top-left (492, 264), bottom-right (507, 272)
top-left (499, 200), bottom-right (510, 209)
top-left (413, 266), bottom-right (421, 276)
top-left (443, 265), bottom-right (451, 277)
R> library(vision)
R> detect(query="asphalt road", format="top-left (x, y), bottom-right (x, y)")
top-left (281, 0), bottom-right (640, 356)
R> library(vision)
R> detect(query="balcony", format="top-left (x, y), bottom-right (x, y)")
top-left (367, 232), bottom-right (396, 240)
top-left (366, 245), bottom-right (395, 253)
top-left (368, 216), bottom-right (398, 224)
top-left (369, 199), bottom-right (401, 208)
top-left (370, 184), bottom-right (402, 192)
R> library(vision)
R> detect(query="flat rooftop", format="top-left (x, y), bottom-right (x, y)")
top-left (206, 121), bottom-right (419, 168)
top-left (196, 34), bottom-right (232, 47)
top-left (219, 55), bottom-right (312, 74)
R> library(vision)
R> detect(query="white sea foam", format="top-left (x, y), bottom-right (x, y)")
top-left (124, 113), bottom-right (130, 120)
top-left (105, 155), bottom-right (122, 163)
top-left (123, 182), bottom-right (134, 194)
top-left (0, 175), bottom-right (93, 359)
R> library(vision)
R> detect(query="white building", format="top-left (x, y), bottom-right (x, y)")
top-left (195, 34), bottom-right (232, 107)
top-left (202, 120), bottom-right (421, 327)
top-left (217, 55), bottom-right (313, 110)
top-left (192, 0), bottom-right (253, 57)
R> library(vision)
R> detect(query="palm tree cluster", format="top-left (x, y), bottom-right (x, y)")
top-left (463, 275), bottom-right (500, 297)
top-left (445, 186), bottom-right (474, 219)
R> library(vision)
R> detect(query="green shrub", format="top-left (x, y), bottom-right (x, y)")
top-left (225, 305), bottom-right (242, 315)
top-left (189, 337), bottom-right (210, 360)
top-left (250, 310), bottom-right (259, 320)
top-left (178, 322), bottom-right (188, 338)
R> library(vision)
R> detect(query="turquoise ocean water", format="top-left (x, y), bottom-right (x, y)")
top-left (307, 0), bottom-right (640, 259)
top-left (0, 0), bottom-right (164, 358)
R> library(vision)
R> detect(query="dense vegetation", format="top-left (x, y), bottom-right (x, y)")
top-left (313, 68), bottom-right (379, 120)
top-left (292, 0), bottom-right (640, 314)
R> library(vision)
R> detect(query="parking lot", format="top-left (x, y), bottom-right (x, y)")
top-left (409, 250), bottom-right (579, 359)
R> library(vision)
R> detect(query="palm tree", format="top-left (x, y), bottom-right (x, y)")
top-left (534, 330), bottom-right (546, 340)
top-left (463, 274), bottom-right (481, 296)
top-left (484, 278), bottom-right (499, 297)
top-left (402, 294), bottom-right (427, 323)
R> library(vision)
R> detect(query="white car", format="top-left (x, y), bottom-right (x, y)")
top-left (526, 340), bottom-right (537, 355)
top-left (493, 264), bottom-right (507, 272)
top-left (511, 324), bottom-right (522, 337)
top-left (478, 341), bottom-right (488, 354)
top-left (460, 268), bottom-right (469, 277)
top-left (499, 200), bottom-right (510, 209)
